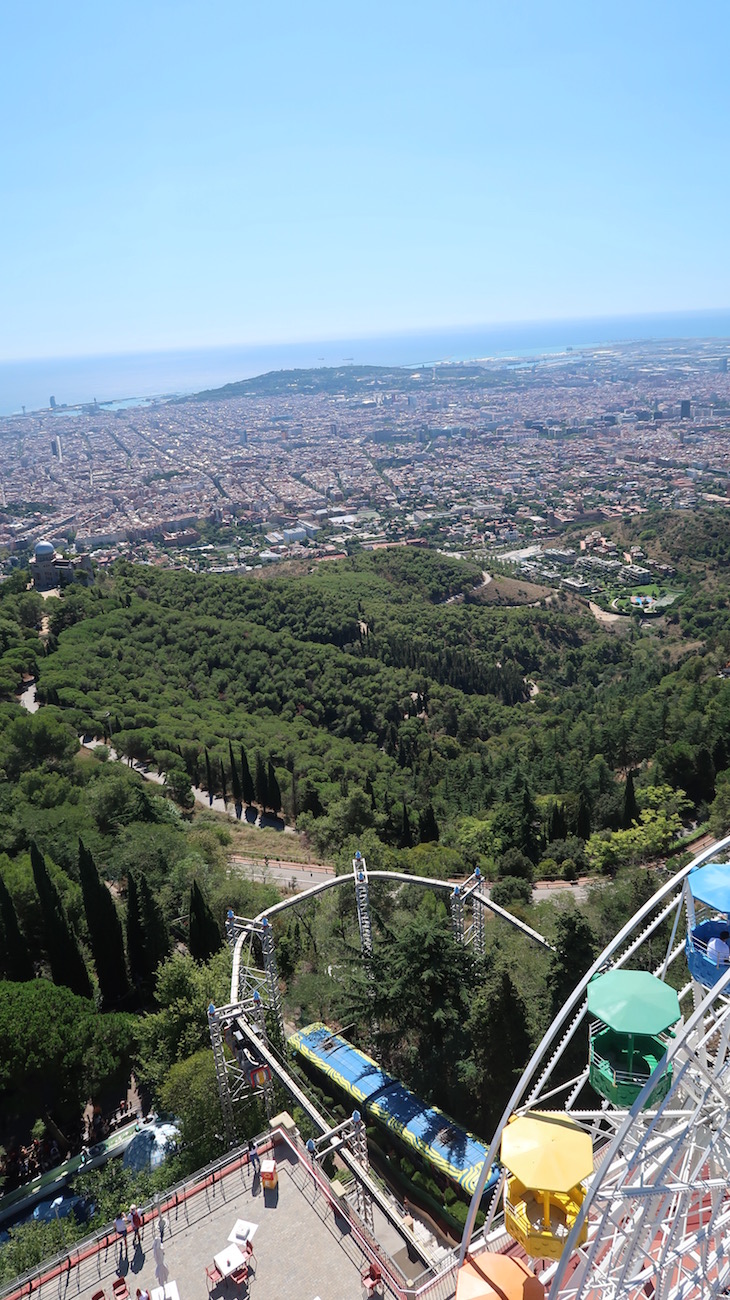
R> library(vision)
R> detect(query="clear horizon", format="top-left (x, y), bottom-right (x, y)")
top-left (5, 305), bottom-right (730, 368)
top-left (3, 2), bottom-right (730, 361)
top-left (3, 307), bottom-right (730, 417)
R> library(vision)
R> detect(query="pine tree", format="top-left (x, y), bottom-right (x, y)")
top-left (0, 875), bottom-right (34, 981)
top-left (188, 880), bottom-right (222, 961)
top-left (78, 840), bottom-right (128, 1002)
top-left (622, 770), bottom-right (639, 829)
top-left (267, 760), bottom-right (282, 814)
top-left (255, 753), bottom-right (269, 810)
top-left (204, 749), bottom-right (214, 806)
top-left (418, 803), bottom-right (439, 843)
top-left (550, 909), bottom-right (597, 1055)
top-left (229, 740), bottom-right (242, 816)
top-left (466, 968), bottom-right (532, 1132)
top-left (219, 759), bottom-right (228, 808)
top-left (31, 842), bottom-right (92, 999)
top-left (126, 869), bottom-right (147, 988)
top-left (240, 744), bottom-right (255, 805)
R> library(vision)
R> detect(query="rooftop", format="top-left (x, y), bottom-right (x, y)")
top-left (3, 1127), bottom-right (460, 1300)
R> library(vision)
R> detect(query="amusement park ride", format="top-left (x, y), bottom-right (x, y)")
top-left (209, 835), bottom-right (730, 1299)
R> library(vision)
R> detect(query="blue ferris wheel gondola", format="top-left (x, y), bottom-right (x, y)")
top-left (685, 861), bottom-right (730, 987)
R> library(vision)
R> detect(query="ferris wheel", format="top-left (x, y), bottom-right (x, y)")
top-left (457, 833), bottom-right (730, 1300)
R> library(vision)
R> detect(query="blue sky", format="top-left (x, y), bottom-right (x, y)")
top-left (2, 1), bottom-right (729, 359)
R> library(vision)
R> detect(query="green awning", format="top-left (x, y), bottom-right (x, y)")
top-left (587, 970), bottom-right (680, 1036)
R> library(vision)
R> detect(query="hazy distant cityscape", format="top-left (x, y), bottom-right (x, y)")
top-left (2, 335), bottom-right (730, 599)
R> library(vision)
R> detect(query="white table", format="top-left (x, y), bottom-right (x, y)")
top-left (227, 1219), bottom-right (258, 1245)
top-left (151, 1284), bottom-right (179, 1300)
top-left (214, 1243), bottom-right (247, 1278)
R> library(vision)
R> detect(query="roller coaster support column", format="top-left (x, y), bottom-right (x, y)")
top-left (353, 852), bottom-right (373, 965)
top-left (472, 867), bottom-right (486, 958)
top-left (451, 884), bottom-right (465, 944)
top-left (225, 907), bottom-right (246, 953)
top-left (351, 1110), bottom-right (375, 1234)
top-left (252, 990), bottom-right (277, 1117)
top-left (208, 1002), bottom-right (237, 1148)
top-left (260, 918), bottom-right (285, 1049)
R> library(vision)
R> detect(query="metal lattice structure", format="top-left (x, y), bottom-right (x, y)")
top-left (451, 884), bottom-right (465, 943)
top-left (353, 852), bottom-right (373, 963)
top-left (458, 833), bottom-right (730, 1300)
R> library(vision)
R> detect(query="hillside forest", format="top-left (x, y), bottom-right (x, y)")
top-left (2, 509), bottom-right (730, 1274)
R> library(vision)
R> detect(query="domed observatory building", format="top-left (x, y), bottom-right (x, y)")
top-left (29, 539), bottom-right (92, 590)
top-left (587, 969), bottom-right (680, 1109)
top-left (685, 860), bottom-right (730, 988)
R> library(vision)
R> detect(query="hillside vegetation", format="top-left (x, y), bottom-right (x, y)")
top-left (2, 518), bottom-right (730, 1271)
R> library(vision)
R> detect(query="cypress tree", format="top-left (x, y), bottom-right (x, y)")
top-left (267, 760), bottom-right (282, 814)
top-left (30, 842), bottom-right (92, 999)
top-left (229, 740), bottom-right (242, 816)
top-left (519, 785), bottom-right (540, 861)
top-left (622, 770), bottom-right (639, 829)
top-left (188, 880), bottom-right (223, 961)
top-left (255, 753), bottom-right (269, 810)
top-left (204, 748), bottom-right (214, 805)
top-left (78, 840), bottom-right (128, 1002)
top-left (126, 869), bottom-right (147, 988)
top-left (548, 800), bottom-right (568, 842)
top-left (290, 770), bottom-right (298, 819)
top-left (138, 874), bottom-right (170, 977)
top-left (0, 874), bottom-right (34, 981)
top-left (219, 759), bottom-right (228, 808)
top-left (712, 735), bottom-right (728, 776)
top-left (240, 744), bottom-right (255, 805)
top-left (419, 803), bottom-right (439, 843)
top-left (576, 785), bottom-right (592, 840)
top-left (400, 801), bottom-right (413, 848)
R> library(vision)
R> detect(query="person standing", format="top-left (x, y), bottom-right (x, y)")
top-left (114, 1210), bottom-right (128, 1257)
top-left (130, 1204), bottom-right (143, 1246)
top-left (248, 1139), bottom-right (261, 1175)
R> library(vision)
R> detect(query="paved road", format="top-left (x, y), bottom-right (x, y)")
top-left (229, 856), bottom-right (334, 891)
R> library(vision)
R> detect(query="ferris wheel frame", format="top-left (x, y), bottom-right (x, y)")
top-left (458, 831), bottom-right (730, 1300)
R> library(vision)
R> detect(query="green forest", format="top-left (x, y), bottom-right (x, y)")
top-left (2, 509), bottom-right (730, 1276)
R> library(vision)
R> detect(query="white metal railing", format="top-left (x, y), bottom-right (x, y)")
top-left (0, 1126), bottom-right (462, 1300)
top-left (589, 1047), bottom-right (668, 1088)
top-left (687, 932), bottom-right (730, 965)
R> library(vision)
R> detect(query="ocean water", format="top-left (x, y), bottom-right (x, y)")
top-left (2, 309), bottom-right (730, 417)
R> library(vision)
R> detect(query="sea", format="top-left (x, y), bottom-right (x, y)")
top-left (2, 309), bottom-right (730, 418)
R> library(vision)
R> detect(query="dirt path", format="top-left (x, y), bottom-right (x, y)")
top-left (589, 600), bottom-right (627, 625)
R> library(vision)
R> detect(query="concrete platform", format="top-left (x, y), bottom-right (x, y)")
top-left (2, 1133), bottom-right (458, 1300)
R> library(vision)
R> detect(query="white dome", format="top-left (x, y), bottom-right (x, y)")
top-left (122, 1122), bottom-right (179, 1172)
top-left (34, 540), bottom-right (55, 559)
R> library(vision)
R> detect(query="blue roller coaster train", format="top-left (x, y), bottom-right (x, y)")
top-left (288, 1021), bottom-right (500, 1199)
